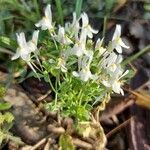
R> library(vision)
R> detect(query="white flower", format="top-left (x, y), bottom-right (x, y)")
top-left (72, 53), bottom-right (96, 81)
top-left (112, 24), bottom-right (129, 53)
top-left (73, 66), bottom-right (93, 82)
top-left (54, 26), bottom-right (72, 45)
top-left (11, 32), bottom-right (30, 62)
top-left (102, 69), bottom-right (129, 95)
top-left (27, 30), bottom-right (39, 53)
top-left (35, 4), bottom-right (53, 31)
top-left (11, 32), bottom-right (39, 74)
top-left (95, 38), bottom-right (106, 56)
top-left (65, 12), bottom-right (80, 39)
top-left (101, 51), bottom-right (123, 75)
top-left (101, 52), bottom-right (118, 70)
top-left (81, 12), bottom-right (98, 38)
top-left (70, 28), bottom-right (87, 57)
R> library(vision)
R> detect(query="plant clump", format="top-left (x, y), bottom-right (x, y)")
top-left (11, 4), bottom-right (129, 122)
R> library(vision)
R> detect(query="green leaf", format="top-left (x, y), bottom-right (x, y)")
top-left (76, 106), bottom-right (90, 121)
top-left (0, 36), bottom-right (17, 50)
top-left (4, 112), bottom-right (14, 123)
top-left (0, 86), bottom-right (6, 98)
top-left (0, 103), bottom-right (12, 111)
top-left (59, 134), bottom-right (75, 150)
top-left (50, 68), bottom-right (59, 77)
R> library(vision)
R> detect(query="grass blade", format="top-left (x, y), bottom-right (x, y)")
top-left (75, 0), bottom-right (83, 18)
top-left (122, 45), bottom-right (150, 66)
top-left (55, 0), bottom-right (64, 25)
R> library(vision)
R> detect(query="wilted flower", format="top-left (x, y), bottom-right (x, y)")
top-left (35, 4), bottom-right (53, 31)
top-left (112, 24), bottom-right (129, 53)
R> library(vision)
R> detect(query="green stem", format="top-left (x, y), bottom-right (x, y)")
top-left (54, 77), bottom-right (58, 106)
top-left (55, 0), bottom-right (64, 25)
top-left (48, 76), bottom-right (58, 94)
top-left (102, 15), bottom-right (107, 37)
top-left (75, 0), bottom-right (83, 18)
top-left (122, 45), bottom-right (150, 66)
top-left (78, 89), bottom-right (83, 106)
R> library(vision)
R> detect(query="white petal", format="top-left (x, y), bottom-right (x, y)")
top-left (102, 80), bottom-right (111, 87)
top-left (80, 70), bottom-right (91, 81)
top-left (115, 44), bottom-right (122, 53)
top-left (119, 39), bottom-right (129, 49)
top-left (35, 19), bottom-right (47, 30)
top-left (80, 29), bottom-right (87, 42)
top-left (90, 27), bottom-right (98, 34)
top-left (81, 12), bottom-right (89, 27)
top-left (72, 71), bottom-right (79, 77)
top-left (112, 24), bottom-right (121, 41)
top-left (87, 30), bottom-right (93, 38)
top-left (17, 32), bottom-right (27, 49)
top-left (45, 4), bottom-right (52, 23)
top-left (72, 12), bottom-right (77, 24)
top-left (112, 81), bottom-right (121, 94)
top-left (95, 38), bottom-right (104, 49)
top-left (11, 48), bottom-right (20, 60)
top-left (99, 47), bottom-right (106, 55)
top-left (28, 41), bottom-right (36, 52)
top-left (32, 30), bottom-right (39, 45)
top-left (84, 50), bottom-right (93, 62)
top-left (120, 89), bottom-right (124, 95)
top-left (21, 52), bottom-right (30, 62)
top-left (116, 55), bottom-right (123, 64)
top-left (91, 74), bottom-right (98, 80)
top-left (59, 26), bottom-right (65, 37)
top-left (119, 70), bottom-right (129, 79)
top-left (35, 20), bottom-right (42, 27)
top-left (61, 65), bottom-right (67, 72)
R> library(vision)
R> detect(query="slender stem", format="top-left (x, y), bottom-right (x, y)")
top-left (28, 62), bottom-right (40, 80)
top-left (48, 76), bottom-right (58, 94)
top-left (35, 55), bottom-right (43, 71)
top-left (55, 0), bottom-right (64, 25)
top-left (78, 88), bottom-right (83, 106)
top-left (122, 45), bottom-right (150, 66)
top-left (31, 62), bottom-right (42, 73)
top-left (102, 15), bottom-right (107, 37)
top-left (75, 0), bottom-right (83, 18)
top-left (54, 77), bottom-right (58, 106)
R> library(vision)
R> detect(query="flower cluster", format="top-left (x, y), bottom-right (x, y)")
top-left (11, 4), bottom-right (129, 120)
